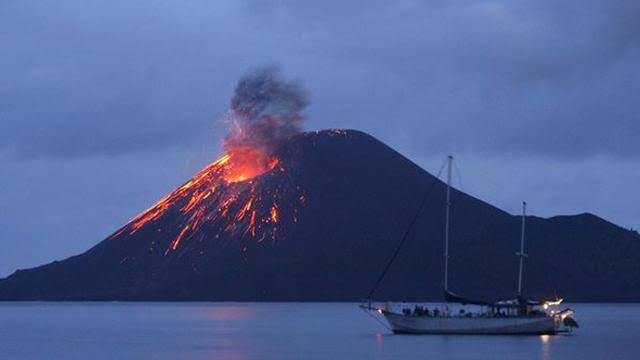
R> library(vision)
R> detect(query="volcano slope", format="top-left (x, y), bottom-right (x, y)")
top-left (1, 129), bottom-right (639, 301)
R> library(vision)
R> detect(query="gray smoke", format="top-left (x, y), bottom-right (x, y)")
top-left (224, 66), bottom-right (309, 155)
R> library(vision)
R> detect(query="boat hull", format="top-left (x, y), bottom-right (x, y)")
top-left (383, 312), bottom-right (558, 335)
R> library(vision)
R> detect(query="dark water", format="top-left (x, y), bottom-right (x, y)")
top-left (0, 303), bottom-right (637, 359)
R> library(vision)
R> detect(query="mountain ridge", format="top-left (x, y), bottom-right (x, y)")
top-left (1, 129), bottom-right (639, 301)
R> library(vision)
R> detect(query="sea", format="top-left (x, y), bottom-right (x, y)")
top-left (0, 302), bottom-right (637, 359)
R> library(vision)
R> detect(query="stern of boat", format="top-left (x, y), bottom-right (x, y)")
top-left (553, 308), bottom-right (579, 333)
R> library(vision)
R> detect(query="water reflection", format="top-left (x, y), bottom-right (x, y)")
top-left (539, 335), bottom-right (550, 360)
top-left (540, 335), bottom-right (550, 344)
top-left (207, 354), bottom-right (250, 360)
top-left (375, 333), bottom-right (383, 343)
top-left (206, 305), bottom-right (255, 320)
top-left (3, 303), bottom-right (637, 360)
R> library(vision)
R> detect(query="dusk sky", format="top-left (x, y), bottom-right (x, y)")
top-left (1, 0), bottom-right (639, 277)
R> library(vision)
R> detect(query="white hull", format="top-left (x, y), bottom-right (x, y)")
top-left (383, 311), bottom-right (560, 335)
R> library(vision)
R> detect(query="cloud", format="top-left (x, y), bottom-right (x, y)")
top-left (0, 1), bottom-right (245, 159)
top-left (242, 0), bottom-right (640, 159)
top-left (2, 0), bottom-right (639, 159)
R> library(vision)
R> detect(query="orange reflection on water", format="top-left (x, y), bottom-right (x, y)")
top-left (206, 306), bottom-right (255, 321)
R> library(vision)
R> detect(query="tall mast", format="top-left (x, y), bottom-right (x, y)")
top-left (516, 201), bottom-right (528, 297)
top-left (444, 155), bottom-right (453, 293)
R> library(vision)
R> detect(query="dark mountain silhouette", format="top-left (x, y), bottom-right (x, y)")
top-left (1, 129), bottom-right (639, 301)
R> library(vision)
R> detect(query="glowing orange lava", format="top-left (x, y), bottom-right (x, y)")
top-left (111, 150), bottom-right (304, 256)
top-left (223, 147), bottom-right (279, 183)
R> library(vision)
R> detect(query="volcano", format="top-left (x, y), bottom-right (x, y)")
top-left (1, 129), bottom-right (639, 301)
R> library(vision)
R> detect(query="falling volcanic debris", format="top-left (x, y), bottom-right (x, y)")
top-left (111, 68), bottom-right (310, 255)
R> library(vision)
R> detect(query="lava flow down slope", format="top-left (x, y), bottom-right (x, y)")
top-left (2, 70), bottom-right (640, 301)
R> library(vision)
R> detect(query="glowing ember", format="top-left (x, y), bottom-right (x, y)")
top-left (270, 205), bottom-right (278, 223)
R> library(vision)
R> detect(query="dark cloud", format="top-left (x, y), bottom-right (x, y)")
top-left (255, 0), bottom-right (640, 159)
top-left (0, 1), bottom-right (244, 159)
top-left (2, 0), bottom-right (639, 159)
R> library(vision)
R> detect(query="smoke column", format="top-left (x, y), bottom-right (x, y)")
top-left (225, 66), bottom-right (309, 156)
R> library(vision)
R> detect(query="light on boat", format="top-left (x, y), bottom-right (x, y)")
top-left (543, 298), bottom-right (563, 310)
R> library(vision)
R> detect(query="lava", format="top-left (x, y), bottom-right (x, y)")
top-left (270, 205), bottom-right (278, 223)
top-left (111, 150), bottom-right (304, 255)
top-left (223, 146), bottom-right (279, 183)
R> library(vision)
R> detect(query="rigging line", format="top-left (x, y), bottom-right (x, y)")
top-left (366, 158), bottom-right (448, 300)
top-left (453, 158), bottom-right (465, 192)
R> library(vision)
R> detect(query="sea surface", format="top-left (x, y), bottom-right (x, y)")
top-left (0, 302), bottom-right (638, 359)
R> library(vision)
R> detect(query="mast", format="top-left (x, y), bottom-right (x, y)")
top-left (516, 201), bottom-right (528, 297)
top-left (444, 155), bottom-right (453, 293)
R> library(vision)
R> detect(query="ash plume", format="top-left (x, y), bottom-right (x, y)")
top-left (224, 67), bottom-right (309, 156)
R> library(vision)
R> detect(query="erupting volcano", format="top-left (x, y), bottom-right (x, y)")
top-left (112, 67), bottom-right (310, 256)
top-left (2, 70), bottom-right (640, 302)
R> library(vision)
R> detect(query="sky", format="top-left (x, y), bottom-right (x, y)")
top-left (1, 0), bottom-right (639, 277)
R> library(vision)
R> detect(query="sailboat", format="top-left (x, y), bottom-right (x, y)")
top-left (362, 156), bottom-right (579, 335)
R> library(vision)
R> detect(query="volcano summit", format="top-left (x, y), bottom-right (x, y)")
top-left (1, 129), bottom-right (640, 301)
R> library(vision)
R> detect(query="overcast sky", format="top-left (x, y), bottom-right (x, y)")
top-left (1, 0), bottom-right (639, 277)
